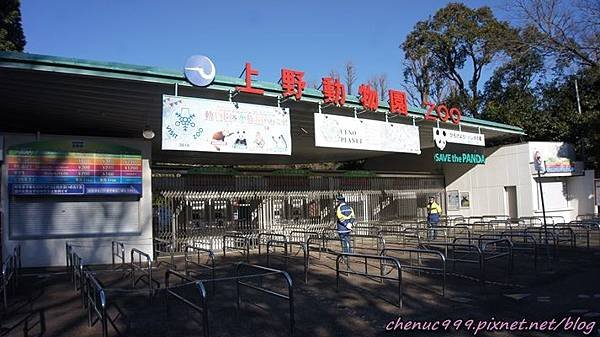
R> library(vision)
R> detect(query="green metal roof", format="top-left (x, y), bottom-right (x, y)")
top-left (0, 51), bottom-right (524, 135)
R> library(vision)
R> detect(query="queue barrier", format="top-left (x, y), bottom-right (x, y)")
top-left (289, 230), bottom-right (320, 244)
top-left (235, 263), bottom-right (295, 337)
top-left (184, 245), bottom-right (215, 292)
top-left (111, 241), bottom-right (126, 272)
top-left (258, 233), bottom-right (287, 255)
top-left (165, 269), bottom-right (209, 337)
top-left (130, 248), bottom-right (159, 301)
top-left (490, 233), bottom-right (540, 269)
top-left (564, 222), bottom-right (600, 249)
top-left (452, 237), bottom-right (513, 274)
top-left (523, 229), bottom-right (559, 260)
top-left (222, 235), bottom-right (250, 262)
top-left (266, 240), bottom-right (309, 283)
top-left (335, 253), bottom-right (403, 307)
top-left (380, 247), bottom-right (446, 296)
top-left (85, 271), bottom-right (125, 337)
top-left (378, 229), bottom-right (422, 247)
top-left (420, 242), bottom-right (485, 283)
top-left (316, 234), bottom-right (385, 258)
top-left (1, 245), bottom-right (21, 310)
top-left (153, 237), bottom-right (177, 269)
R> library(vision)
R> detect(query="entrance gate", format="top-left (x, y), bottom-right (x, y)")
top-left (152, 171), bottom-right (445, 254)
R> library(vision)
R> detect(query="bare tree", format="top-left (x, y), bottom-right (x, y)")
top-left (376, 74), bottom-right (388, 101)
top-left (329, 70), bottom-right (340, 80)
top-left (344, 61), bottom-right (357, 95)
top-left (401, 56), bottom-right (431, 106)
top-left (511, 0), bottom-right (599, 68)
top-left (307, 80), bottom-right (320, 89)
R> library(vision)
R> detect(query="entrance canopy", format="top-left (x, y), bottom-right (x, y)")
top-left (0, 52), bottom-right (525, 165)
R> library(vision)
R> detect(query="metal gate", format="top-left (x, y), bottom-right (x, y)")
top-left (152, 171), bottom-right (445, 253)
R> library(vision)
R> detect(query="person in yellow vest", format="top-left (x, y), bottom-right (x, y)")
top-left (427, 196), bottom-right (442, 240)
top-left (335, 195), bottom-right (355, 255)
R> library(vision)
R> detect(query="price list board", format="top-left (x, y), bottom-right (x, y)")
top-left (7, 149), bottom-right (142, 195)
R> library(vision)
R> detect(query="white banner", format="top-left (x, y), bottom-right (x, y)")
top-left (314, 113), bottom-right (421, 154)
top-left (162, 95), bottom-right (291, 155)
top-left (433, 128), bottom-right (485, 148)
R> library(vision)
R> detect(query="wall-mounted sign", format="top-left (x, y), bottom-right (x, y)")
top-left (162, 95), bottom-right (292, 155)
top-left (434, 150), bottom-right (485, 164)
top-left (184, 55), bottom-right (216, 87)
top-left (595, 179), bottom-right (600, 206)
top-left (447, 190), bottom-right (459, 211)
top-left (314, 113), bottom-right (421, 154)
top-left (425, 103), bottom-right (462, 125)
top-left (7, 140), bottom-right (142, 196)
top-left (460, 192), bottom-right (470, 208)
top-left (433, 128), bottom-right (485, 148)
top-left (433, 128), bottom-right (485, 165)
top-left (529, 142), bottom-right (579, 175)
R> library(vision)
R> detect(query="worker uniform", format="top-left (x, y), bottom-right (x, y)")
top-left (336, 201), bottom-right (355, 254)
top-left (427, 199), bottom-right (442, 240)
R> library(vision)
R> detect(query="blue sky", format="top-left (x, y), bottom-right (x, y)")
top-left (21, 1), bottom-right (510, 94)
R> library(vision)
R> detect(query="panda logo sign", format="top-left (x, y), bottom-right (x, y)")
top-left (434, 128), bottom-right (447, 151)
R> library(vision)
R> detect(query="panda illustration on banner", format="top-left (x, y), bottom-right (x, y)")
top-left (434, 128), bottom-right (447, 151)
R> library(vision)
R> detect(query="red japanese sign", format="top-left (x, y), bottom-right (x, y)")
top-left (281, 68), bottom-right (306, 100)
top-left (424, 102), bottom-right (462, 125)
top-left (358, 84), bottom-right (378, 111)
top-left (321, 77), bottom-right (346, 106)
top-left (236, 62), bottom-right (264, 95)
top-left (388, 90), bottom-right (408, 116)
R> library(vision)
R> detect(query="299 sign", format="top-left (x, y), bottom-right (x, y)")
top-left (424, 102), bottom-right (462, 125)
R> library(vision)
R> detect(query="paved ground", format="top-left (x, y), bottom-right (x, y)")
top-left (1, 245), bottom-right (599, 337)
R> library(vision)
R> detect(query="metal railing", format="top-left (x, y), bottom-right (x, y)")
top-left (184, 245), bottom-right (215, 292)
top-left (566, 222), bottom-right (600, 248)
top-left (492, 233), bottom-right (539, 269)
top-left (222, 235), bottom-right (250, 262)
top-left (420, 242), bottom-right (485, 283)
top-left (66, 243), bottom-right (86, 307)
top-left (318, 234), bottom-right (385, 257)
top-left (153, 237), bottom-right (177, 269)
top-left (257, 233), bottom-right (287, 255)
top-left (266, 240), bottom-right (309, 283)
top-left (380, 247), bottom-right (446, 296)
top-left (378, 229), bottom-right (422, 248)
top-left (335, 253), bottom-right (403, 307)
top-left (481, 238), bottom-right (514, 275)
top-left (84, 271), bottom-right (126, 337)
top-left (235, 263), bottom-right (295, 337)
top-left (1, 245), bottom-right (21, 310)
top-left (164, 269), bottom-right (209, 337)
top-left (111, 241), bottom-right (126, 271)
top-left (289, 230), bottom-right (320, 244)
top-left (130, 248), bottom-right (158, 301)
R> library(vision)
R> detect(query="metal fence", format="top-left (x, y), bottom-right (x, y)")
top-left (152, 172), bottom-right (445, 255)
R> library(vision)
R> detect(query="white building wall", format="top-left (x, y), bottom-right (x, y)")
top-left (445, 142), bottom-right (595, 222)
top-left (444, 143), bottom-right (533, 218)
top-left (1, 133), bottom-right (153, 267)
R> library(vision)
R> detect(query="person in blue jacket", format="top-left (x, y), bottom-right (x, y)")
top-left (335, 195), bottom-right (355, 255)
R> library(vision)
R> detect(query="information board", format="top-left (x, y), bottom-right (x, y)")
top-left (7, 141), bottom-right (142, 196)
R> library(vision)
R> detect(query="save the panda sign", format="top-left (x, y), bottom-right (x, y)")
top-left (162, 95), bottom-right (292, 155)
top-left (433, 128), bottom-right (485, 164)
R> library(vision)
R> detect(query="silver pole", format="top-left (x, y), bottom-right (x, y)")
top-left (575, 79), bottom-right (582, 114)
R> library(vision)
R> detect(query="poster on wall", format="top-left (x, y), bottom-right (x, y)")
top-left (529, 142), bottom-right (581, 175)
top-left (433, 128), bottom-right (486, 165)
top-left (460, 192), bottom-right (470, 208)
top-left (313, 113), bottom-right (421, 154)
top-left (7, 140), bottom-right (142, 196)
top-left (447, 190), bottom-right (459, 211)
top-left (595, 179), bottom-right (600, 207)
top-left (162, 95), bottom-right (291, 155)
